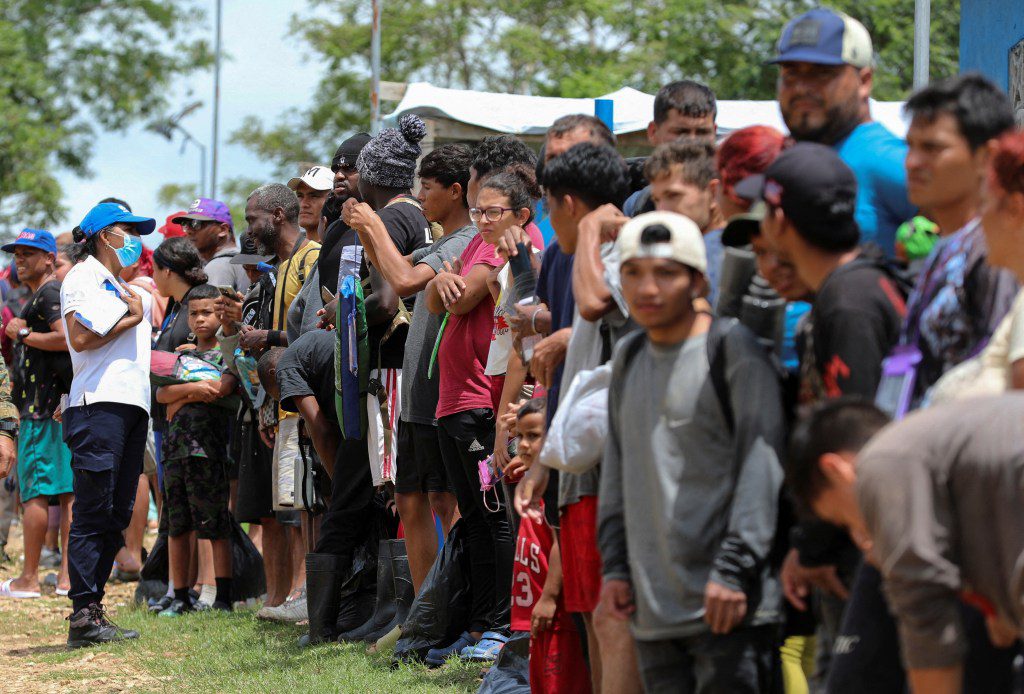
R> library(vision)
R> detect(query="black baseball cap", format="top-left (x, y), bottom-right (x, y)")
top-left (720, 201), bottom-right (767, 248)
top-left (332, 132), bottom-right (372, 171)
top-left (735, 142), bottom-right (860, 252)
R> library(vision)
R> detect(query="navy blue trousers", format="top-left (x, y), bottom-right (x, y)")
top-left (63, 402), bottom-right (148, 612)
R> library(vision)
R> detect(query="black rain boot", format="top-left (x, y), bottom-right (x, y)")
top-left (297, 553), bottom-right (347, 648)
top-left (335, 544), bottom-right (378, 634)
top-left (336, 540), bottom-right (397, 643)
top-left (364, 540), bottom-right (414, 644)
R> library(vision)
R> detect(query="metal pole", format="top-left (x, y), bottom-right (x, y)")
top-left (211, 0), bottom-right (223, 197)
top-left (370, 0), bottom-right (382, 134)
top-left (913, 0), bottom-right (930, 89)
top-left (198, 142), bottom-right (208, 199)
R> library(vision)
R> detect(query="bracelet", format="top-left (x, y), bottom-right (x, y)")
top-left (530, 309), bottom-right (540, 334)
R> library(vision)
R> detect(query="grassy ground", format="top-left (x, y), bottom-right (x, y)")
top-left (0, 526), bottom-right (481, 693)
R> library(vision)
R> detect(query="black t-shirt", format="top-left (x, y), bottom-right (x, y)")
top-left (13, 281), bottom-right (72, 419)
top-left (800, 254), bottom-right (905, 402)
top-left (277, 329), bottom-right (336, 423)
top-left (320, 200), bottom-right (431, 370)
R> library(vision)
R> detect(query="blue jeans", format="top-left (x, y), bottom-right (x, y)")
top-left (63, 402), bottom-right (148, 612)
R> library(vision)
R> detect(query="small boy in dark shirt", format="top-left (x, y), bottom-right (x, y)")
top-left (155, 284), bottom-right (237, 615)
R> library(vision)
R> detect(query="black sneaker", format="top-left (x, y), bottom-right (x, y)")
top-left (148, 595), bottom-right (173, 613)
top-left (158, 598), bottom-right (194, 617)
top-left (67, 604), bottom-right (139, 649)
top-left (194, 600), bottom-right (233, 613)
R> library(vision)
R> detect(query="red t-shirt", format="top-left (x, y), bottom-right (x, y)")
top-left (511, 510), bottom-right (555, 631)
top-left (435, 224), bottom-right (544, 419)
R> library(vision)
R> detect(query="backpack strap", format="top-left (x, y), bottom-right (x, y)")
top-left (706, 316), bottom-right (737, 435)
top-left (608, 329), bottom-right (647, 419)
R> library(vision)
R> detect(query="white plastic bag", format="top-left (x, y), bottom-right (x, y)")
top-left (539, 364), bottom-right (611, 475)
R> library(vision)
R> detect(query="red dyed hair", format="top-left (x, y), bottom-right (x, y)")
top-left (989, 130), bottom-right (1024, 195)
top-left (716, 125), bottom-right (787, 201)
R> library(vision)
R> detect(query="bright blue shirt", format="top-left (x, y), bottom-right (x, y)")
top-left (834, 121), bottom-right (917, 257)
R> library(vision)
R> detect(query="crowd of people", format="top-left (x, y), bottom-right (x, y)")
top-left (4, 6), bottom-right (1024, 693)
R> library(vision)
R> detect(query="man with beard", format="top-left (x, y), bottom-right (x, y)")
top-left (173, 198), bottom-right (248, 292)
top-left (772, 8), bottom-right (916, 256)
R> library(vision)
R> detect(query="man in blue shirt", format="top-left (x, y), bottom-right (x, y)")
top-left (771, 8), bottom-right (916, 256)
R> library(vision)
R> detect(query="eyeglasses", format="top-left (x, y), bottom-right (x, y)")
top-left (469, 207), bottom-right (515, 223)
top-left (179, 218), bottom-right (214, 232)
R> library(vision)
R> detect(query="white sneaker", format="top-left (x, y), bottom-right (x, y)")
top-left (257, 592), bottom-right (307, 622)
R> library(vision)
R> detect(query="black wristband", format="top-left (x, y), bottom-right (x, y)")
top-left (267, 330), bottom-right (286, 347)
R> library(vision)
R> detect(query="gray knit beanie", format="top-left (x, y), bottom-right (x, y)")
top-left (356, 114), bottom-right (427, 189)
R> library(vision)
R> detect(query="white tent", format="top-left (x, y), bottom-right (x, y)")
top-left (383, 81), bottom-right (908, 142)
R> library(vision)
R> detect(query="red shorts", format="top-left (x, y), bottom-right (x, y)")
top-left (559, 495), bottom-right (602, 613)
top-left (530, 620), bottom-right (592, 694)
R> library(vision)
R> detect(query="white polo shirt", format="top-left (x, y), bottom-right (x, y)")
top-left (60, 255), bottom-right (153, 412)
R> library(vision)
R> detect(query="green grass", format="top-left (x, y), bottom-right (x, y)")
top-left (3, 599), bottom-right (483, 693)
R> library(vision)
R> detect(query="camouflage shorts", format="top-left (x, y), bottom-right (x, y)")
top-left (163, 455), bottom-right (231, 540)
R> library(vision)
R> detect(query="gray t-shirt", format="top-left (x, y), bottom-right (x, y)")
top-left (857, 394), bottom-right (1024, 670)
top-left (204, 245), bottom-right (249, 293)
top-left (599, 326), bottom-right (785, 640)
top-left (400, 226), bottom-right (476, 425)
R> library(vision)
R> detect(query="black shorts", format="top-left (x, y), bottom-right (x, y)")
top-left (163, 455), bottom-right (231, 540)
top-left (394, 421), bottom-right (451, 495)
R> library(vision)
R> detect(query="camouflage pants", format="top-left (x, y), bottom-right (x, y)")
top-left (163, 455), bottom-right (231, 540)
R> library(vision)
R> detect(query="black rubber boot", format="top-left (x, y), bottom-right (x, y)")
top-left (298, 553), bottom-right (347, 648)
top-left (364, 539), bottom-right (414, 644)
top-left (337, 539), bottom-right (398, 643)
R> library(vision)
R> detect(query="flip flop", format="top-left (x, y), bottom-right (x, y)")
top-left (0, 578), bottom-right (41, 599)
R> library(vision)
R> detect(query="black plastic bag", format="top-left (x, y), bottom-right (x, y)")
top-left (230, 518), bottom-right (267, 602)
top-left (477, 631), bottom-right (531, 694)
top-left (132, 517), bottom-right (265, 605)
top-left (335, 533), bottom-right (379, 633)
top-left (393, 520), bottom-right (472, 663)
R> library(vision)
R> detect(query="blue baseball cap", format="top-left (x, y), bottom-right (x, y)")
top-left (78, 202), bottom-right (157, 237)
top-left (770, 8), bottom-right (873, 68)
top-left (2, 228), bottom-right (57, 255)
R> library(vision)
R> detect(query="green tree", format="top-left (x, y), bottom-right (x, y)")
top-left (234, 0), bottom-right (959, 172)
top-left (0, 1), bottom-right (213, 235)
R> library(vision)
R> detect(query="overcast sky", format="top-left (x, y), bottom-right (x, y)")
top-left (60, 0), bottom-right (325, 245)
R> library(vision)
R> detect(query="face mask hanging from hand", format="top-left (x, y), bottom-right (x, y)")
top-left (105, 231), bottom-right (143, 268)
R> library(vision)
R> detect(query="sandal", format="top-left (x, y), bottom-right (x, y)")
top-left (461, 631), bottom-right (508, 662)
top-left (0, 578), bottom-right (41, 599)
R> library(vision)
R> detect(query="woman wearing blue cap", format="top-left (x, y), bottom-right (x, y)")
top-left (59, 201), bottom-right (155, 648)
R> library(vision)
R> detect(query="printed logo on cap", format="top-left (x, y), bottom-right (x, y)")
top-left (189, 199), bottom-right (202, 212)
top-left (790, 19), bottom-right (821, 47)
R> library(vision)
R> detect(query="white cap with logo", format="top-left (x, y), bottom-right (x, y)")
top-left (287, 165), bottom-right (334, 192)
top-left (617, 211), bottom-right (707, 274)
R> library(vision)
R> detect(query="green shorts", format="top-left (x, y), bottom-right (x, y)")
top-left (17, 418), bottom-right (73, 501)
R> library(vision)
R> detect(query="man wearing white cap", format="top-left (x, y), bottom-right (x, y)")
top-left (288, 166), bottom-right (334, 244)
top-left (597, 211), bottom-right (786, 690)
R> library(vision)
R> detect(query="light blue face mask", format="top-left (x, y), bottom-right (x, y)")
top-left (105, 230), bottom-right (143, 268)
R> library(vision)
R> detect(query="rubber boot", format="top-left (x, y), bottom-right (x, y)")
top-left (336, 539), bottom-right (398, 642)
top-left (297, 553), bottom-right (346, 648)
top-left (335, 544), bottom-right (378, 634)
top-left (363, 541), bottom-right (414, 644)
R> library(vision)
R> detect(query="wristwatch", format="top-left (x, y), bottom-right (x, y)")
top-left (0, 420), bottom-right (19, 440)
top-left (16, 327), bottom-right (30, 343)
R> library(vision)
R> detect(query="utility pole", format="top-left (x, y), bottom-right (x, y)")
top-left (370, 0), bottom-right (382, 134)
top-left (913, 0), bottom-right (931, 89)
top-left (212, 0), bottom-right (223, 197)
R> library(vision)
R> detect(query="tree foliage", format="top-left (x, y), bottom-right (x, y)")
top-left (233, 0), bottom-right (960, 172)
top-left (0, 0), bottom-right (212, 233)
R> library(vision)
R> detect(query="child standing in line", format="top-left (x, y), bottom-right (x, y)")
top-left (510, 397), bottom-right (590, 693)
top-left (155, 284), bottom-right (237, 616)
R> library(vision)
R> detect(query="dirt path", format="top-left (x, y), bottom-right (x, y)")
top-left (0, 525), bottom-right (163, 693)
